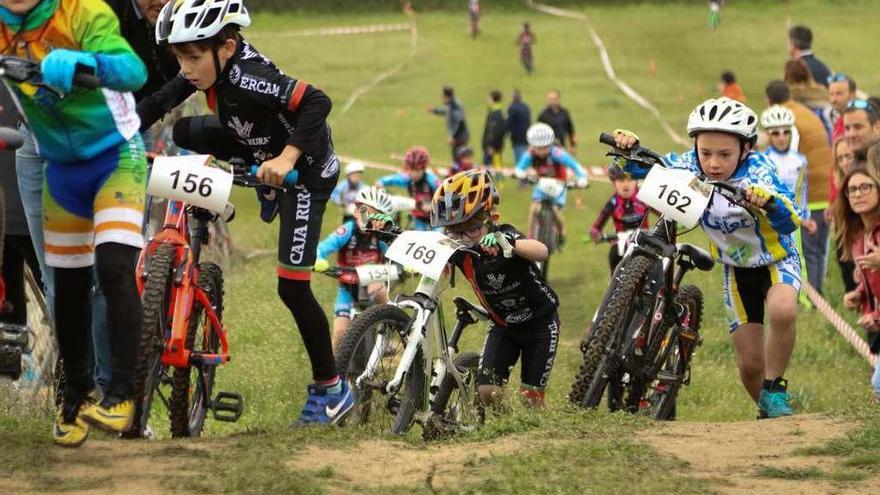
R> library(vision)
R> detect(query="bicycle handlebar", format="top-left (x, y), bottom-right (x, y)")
top-left (0, 55), bottom-right (100, 95)
top-left (598, 132), bottom-right (777, 214)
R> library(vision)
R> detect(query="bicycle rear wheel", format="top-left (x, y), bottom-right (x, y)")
top-left (426, 351), bottom-right (483, 439)
top-left (169, 262), bottom-right (223, 437)
top-left (335, 304), bottom-right (423, 435)
top-left (127, 243), bottom-right (174, 438)
top-left (650, 285), bottom-right (702, 420)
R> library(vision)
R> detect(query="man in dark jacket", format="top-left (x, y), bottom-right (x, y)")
top-left (482, 89), bottom-right (507, 170)
top-left (429, 86), bottom-right (470, 162)
top-left (537, 89), bottom-right (577, 153)
top-left (105, 0), bottom-right (180, 103)
top-left (788, 25), bottom-right (831, 88)
top-left (507, 89), bottom-right (530, 163)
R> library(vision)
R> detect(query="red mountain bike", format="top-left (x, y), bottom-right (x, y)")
top-left (128, 156), bottom-right (291, 437)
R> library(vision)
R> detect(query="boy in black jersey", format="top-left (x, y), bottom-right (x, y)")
top-left (431, 170), bottom-right (560, 407)
top-left (139, 0), bottom-right (350, 425)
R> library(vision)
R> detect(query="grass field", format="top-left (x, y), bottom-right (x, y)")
top-left (2, 1), bottom-right (880, 493)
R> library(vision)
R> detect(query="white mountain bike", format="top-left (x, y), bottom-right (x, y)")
top-left (334, 228), bottom-right (488, 438)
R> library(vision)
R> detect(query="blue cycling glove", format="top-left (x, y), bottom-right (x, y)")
top-left (41, 49), bottom-right (97, 94)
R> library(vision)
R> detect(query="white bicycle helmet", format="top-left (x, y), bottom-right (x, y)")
top-left (345, 161), bottom-right (365, 176)
top-left (686, 97), bottom-right (758, 142)
top-left (526, 123), bottom-right (555, 147)
top-left (760, 105), bottom-right (796, 130)
top-left (156, 0), bottom-right (251, 44)
top-left (356, 186), bottom-right (394, 215)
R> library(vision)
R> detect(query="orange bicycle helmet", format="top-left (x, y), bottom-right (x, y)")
top-left (404, 145), bottom-right (431, 171)
top-left (431, 169), bottom-right (498, 228)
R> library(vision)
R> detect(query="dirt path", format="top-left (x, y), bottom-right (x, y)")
top-left (287, 435), bottom-right (527, 493)
top-left (641, 414), bottom-right (870, 494)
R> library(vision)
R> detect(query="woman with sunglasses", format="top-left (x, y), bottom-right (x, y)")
top-left (432, 169), bottom-right (560, 408)
top-left (836, 168), bottom-right (880, 402)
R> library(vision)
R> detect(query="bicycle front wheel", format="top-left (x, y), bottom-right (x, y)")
top-left (169, 262), bottom-right (223, 437)
top-left (127, 243), bottom-right (175, 438)
top-left (569, 254), bottom-right (655, 409)
top-left (335, 304), bottom-right (424, 435)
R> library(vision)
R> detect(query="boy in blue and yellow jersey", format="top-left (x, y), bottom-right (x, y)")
top-left (615, 97), bottom-right (802, 419)
top-left (0, 0), bottom-right (147, 446)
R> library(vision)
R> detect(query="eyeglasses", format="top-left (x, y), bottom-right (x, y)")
top-left (445, 224), bottom-right (484, 241)
top-left (768, 129), bottom-right (792, 137)
top-left (845, 183), bottom-right (877, 197)
top-left (827, 72), bottom-right (850, 84)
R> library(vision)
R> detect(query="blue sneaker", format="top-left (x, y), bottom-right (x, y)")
top-left (256, 186), bottom-right (279, 223)
top-left (295, 380), bottom-right (355, 426)
top-left (758, 389), bottom-right (793, 419)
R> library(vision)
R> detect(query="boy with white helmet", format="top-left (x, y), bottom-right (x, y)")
top-left (138, 0), bottom-right (350, 426)
top-left (613, 97), bottom-right (803, 419)
top-left (315, 187), bottom-right (395, 345)
top-left (514, 123), bottom-right (588, 248)
top-left (331, 161), bottom-right (367, 222)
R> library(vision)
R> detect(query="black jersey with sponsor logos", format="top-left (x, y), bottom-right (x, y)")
top-left (452, 224), bottom-right (559, 327)
top-left (137, 37), bottom-right (335, 182)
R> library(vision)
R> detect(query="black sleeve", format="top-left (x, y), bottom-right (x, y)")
top-left (136, 74), bottom-right (196, 131)
top-left (285, 85), bottom-right (332, 153)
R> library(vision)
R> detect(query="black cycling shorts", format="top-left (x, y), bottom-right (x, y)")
top-left (477, 312), bottom-right (560, 391)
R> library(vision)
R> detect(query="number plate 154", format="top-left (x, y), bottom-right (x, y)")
top-left (637, 166), bottom-right (711, 229)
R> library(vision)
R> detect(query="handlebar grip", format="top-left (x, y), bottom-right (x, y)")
top-left (72, 72), bottom-right (100, 90)
top-left (599, 132), bottom-right (617, 147)
top-left (0, 127), bottom-right (24, 151)
top-left (762, 197), bottom-right (777, 214)
top-left (249, 165), bottom-right (299, 186)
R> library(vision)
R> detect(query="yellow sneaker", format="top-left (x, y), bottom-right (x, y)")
top-left (81, 397), bottom-right (135, 433)
top-left (53, 410), bottom-right (89, 448)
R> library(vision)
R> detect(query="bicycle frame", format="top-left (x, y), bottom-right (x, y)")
top-left (356, 274), bottom-right (467, 413)
top-left (136, 198), bottom-right (230, 370)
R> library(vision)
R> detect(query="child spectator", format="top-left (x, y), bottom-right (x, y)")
top-left (718, 71), bottom-right (746, 103)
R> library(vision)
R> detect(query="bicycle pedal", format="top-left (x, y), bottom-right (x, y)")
top-left (211, 391), bottom-right (244, 422)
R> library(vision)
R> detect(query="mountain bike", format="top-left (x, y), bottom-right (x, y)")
top-left (129, 155), bottom-right (295, 438)
top-left (570, 133), bottom-right (772, 417)
top-left (318, 263), bottom-right (403, 326)
top-left (527, 177), bottom-right (576, 279)
top-left (334, 229), bottom-right (486, 438)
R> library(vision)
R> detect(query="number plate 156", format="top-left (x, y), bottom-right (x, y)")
top-left (148, 155), bottom-right (234, 214)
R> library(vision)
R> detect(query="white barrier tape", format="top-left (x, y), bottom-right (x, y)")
top-left (336, 13), bottom-right (418, 117)
top-left (803, 281), bottom-right (878, 367)
top-left (248, 23), bottom-right (411, 38)
top-left (526, 1), bottom-right (691, 148)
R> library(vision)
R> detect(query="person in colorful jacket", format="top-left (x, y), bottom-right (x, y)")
top-left (0, 0), bottom-right (148, 446)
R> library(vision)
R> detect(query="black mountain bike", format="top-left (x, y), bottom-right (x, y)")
top-left (570, 133), bottom-right (776, 419)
